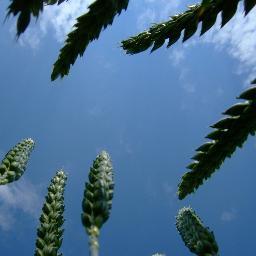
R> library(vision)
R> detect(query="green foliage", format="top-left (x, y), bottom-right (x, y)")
top-left (0, 138), bottom-right (35, 185)
top-left (178, 80), bottom-right (256, 199)
top-left (51, 0), bottom-right (129, 81)
top-left (81, 150), bottom-right (114, 256)
top-left (176, 207), bottom-right (219, 256)
top-left (2, 2), bottom-right (256, 256)
top-left (34, 170), bottom-right (67, 256)
top-left (7, 0), bottom-right (65, 37)
top-left (121, 0), bottom-right (256, 54)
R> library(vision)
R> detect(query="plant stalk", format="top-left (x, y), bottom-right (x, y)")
top-left (88, 226), bottom-right (100, 256)
top-left (89, 234), bottom-right (99, 256)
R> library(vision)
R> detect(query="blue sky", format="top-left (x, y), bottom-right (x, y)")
top-left (0, 0), bottom-right (256, 255)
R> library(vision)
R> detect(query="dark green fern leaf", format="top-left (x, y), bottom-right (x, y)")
top-left (178, 82), bottom-right (256, 199)
top-left (221, 0), bottom-right (240, 27)
top-left (223, 102), bottom-right (249, 116)
top-left (0, 138), bottom-right (35, 185)
top-left (34, 170), bottom-right (67, 256)
top-left (200, 4), bottom-right (219, 35)
top-left (238, 86), bottom-right (256, 100)
top-left (121, 0), bottom-right (255, 54)
top-left (47, 0), bottom-right (67, 4)
top-left (244, 0), bottom-right (256, 14)
top-left (183, 16), bottom-right (199, 42)
top-left (7, 0), bottom-right (66, 36)
top-left (7, 0), bottom-right (42, 36)
top-left (51, 0), bottom-right (129, 80)
top-left (176, 207), bottom-right (219, 256)
top-left (210, 117), bottom-right (238, 129)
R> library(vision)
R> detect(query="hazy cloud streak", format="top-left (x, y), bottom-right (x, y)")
top-left (0, 178), bottom-right (41, 231)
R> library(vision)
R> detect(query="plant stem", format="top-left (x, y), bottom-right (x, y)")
top-left (88, 226), bottom-right (100, 256)
top-left (89, 234), bottom-right (99, 256)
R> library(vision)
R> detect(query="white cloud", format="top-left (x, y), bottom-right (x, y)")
top-left (0, 149), bottom-right (4, 159)
top-left (119, 138), bottom-right (133, 155)
top-left (162, 181), bottom-right (176, 207)
top-left (19, 29), bottom-right (41, 49)
top-left (167, 43), bottom-right (196, 94)
top-left (179, 68), bottom-right (196, 93)
top-left (144, 0), bottom-right (181, 19)
top-left (0, 178), bottom-right (41, 231)
top-left (202, 5), bottom-right (256, 82)
top-left (0, 207), bottom-right (14, 231)
top-left (169, 48), bottom-right (185, 66)
top-left (136, 0), bottom-right (181, 30)
top-left (162, 181), bottom-right (174, 196)
top-left (221, 209), bottom-right (237, 222)
top-left (137, 8), bottom-right (156, 30)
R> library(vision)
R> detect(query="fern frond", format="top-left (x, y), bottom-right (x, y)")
top-left (51, 0), bottom-right (129, 81)
top-left (46, 0), bottom-right (67, 5)
top-left (81, 151), bottom-right (114, 256)
top-left (121, 0), bottom-right (255, 54)
top-left (34, 170), bottom-right (67, 256)
top-left (178, 80), bottom-right (256, 199)
top-left (0, 138), bottom-right (35, 185)
top-left (176, 207), bottom-right (219, 256)
top-left (7, 0), bottom-right (66, 36)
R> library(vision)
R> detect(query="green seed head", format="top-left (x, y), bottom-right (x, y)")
top-left (176, 207), bottom-right (219, 256)
top-left (0, 138), bottom-right (35, 185)
top-left (81, 150), bottom-right (114, 235)
top-left (34, 170), bottom-right (67, 256)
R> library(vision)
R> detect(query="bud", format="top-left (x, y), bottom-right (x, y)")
top-left (0, 138), bottom-right (35, 185)
top-left (176, 207), bottom-right (219, 256)
top-left (81, 151), bottom-right (114, 256)
top-left (34, 170), bottom-right (67, 256)
top-left (81, 151), bottom-right (114, 233)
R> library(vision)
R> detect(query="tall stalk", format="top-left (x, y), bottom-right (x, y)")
top-left (81, 151), bottom-right (114, 256)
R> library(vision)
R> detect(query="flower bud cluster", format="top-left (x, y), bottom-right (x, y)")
top-left (176, 207), bottom-right (219, 256)
top-left (34, 170), bottom-right (67, 256)
top-left (0, 138), bottom-right (35, 185)
top-left (82, 151), bottom-right (114, 235)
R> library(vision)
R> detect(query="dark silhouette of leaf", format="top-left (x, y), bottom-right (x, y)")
top-left (51, 0), bottom-right (129, 81)
top-left (178, 82), bottom-right (256, 199)
top-left (7, 0), bottom-right (66, 36)
top-left (244, 0), bottom-right (256, 14)
top-left (221, 0), bottom-right (239, 27)
top-left (121, 0), bottom-right (255, 55)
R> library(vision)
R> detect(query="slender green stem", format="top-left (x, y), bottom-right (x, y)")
top-left (89, 235), bottom-right (99, 256)
top-left (88, 226), bottom-right (99, 256)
